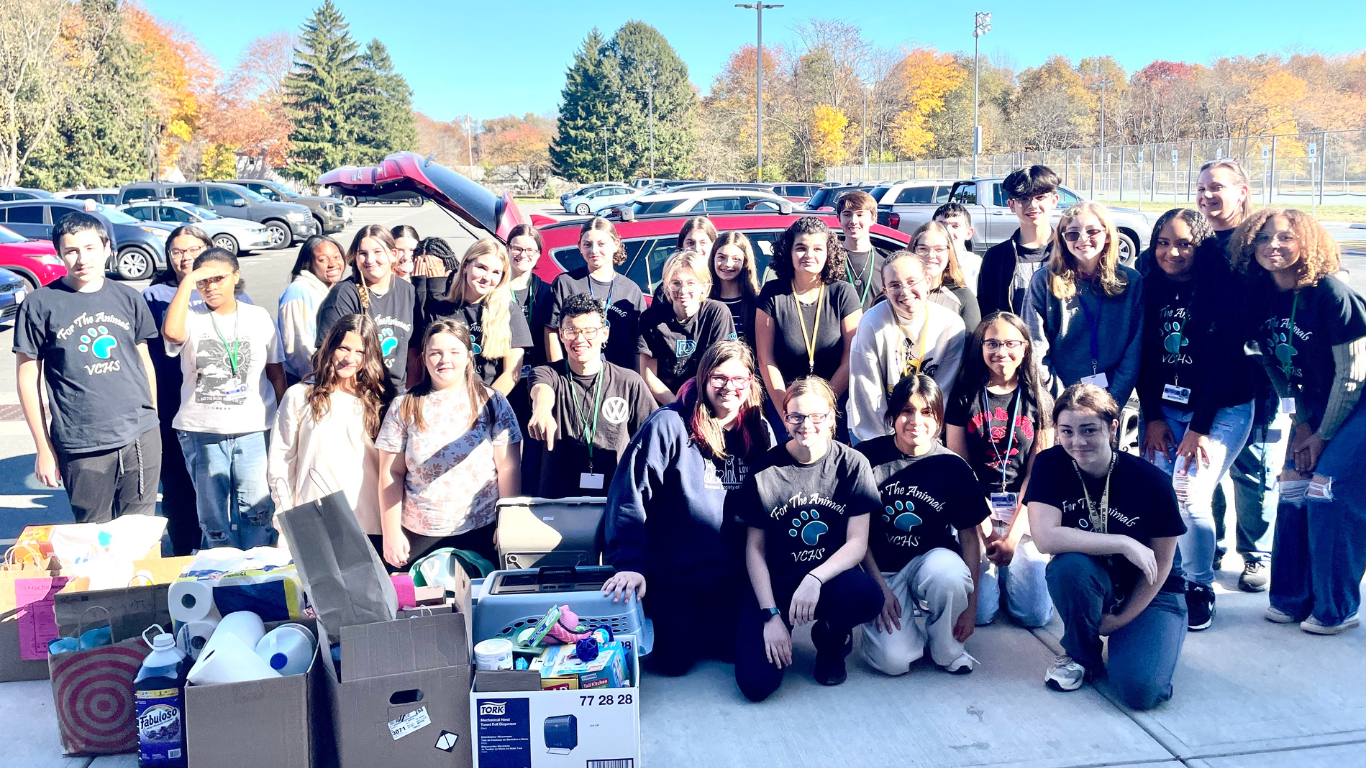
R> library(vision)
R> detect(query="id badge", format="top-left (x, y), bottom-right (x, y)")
top-left (579, 473), bottom-right (605, 490)
top-left (989, 492), bottom-right (1017, 521)
top-left (1279, 397), bottom-right (1297, 415)
top-left (1080, 372), bottom-right (1109, 389)
top-left (1162, 383), bottom-right (1191, 404)
top-left (520, 364), bottom-right (533, 379)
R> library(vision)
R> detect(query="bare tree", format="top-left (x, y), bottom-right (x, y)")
top-left (0, 0), bottom-right (75, 185)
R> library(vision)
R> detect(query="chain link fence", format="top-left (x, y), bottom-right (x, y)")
top-left (826, 129), bottom-right (1366, 210)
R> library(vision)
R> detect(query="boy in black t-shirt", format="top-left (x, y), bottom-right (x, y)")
top-left (978, 166), bottom-right (1059, 316)
top-left (13, 213), bottom-right (161, 523)
top-left (1025, 384), bottom-right (1187, 711)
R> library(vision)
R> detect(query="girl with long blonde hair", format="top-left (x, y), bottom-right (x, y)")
top-left (422, 238), bottom-right (531, 395)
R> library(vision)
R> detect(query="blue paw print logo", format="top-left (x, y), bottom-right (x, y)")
top-left (788, 510), bottom-right (828, 546)
top-left (1269, 331), bottom-right (1296, 366)
top-left (380, 335), bottom-right (398, 357)
top-left (882, 500), bottom-right (922, 532)
top-left (674, 338), bottom-right (696, 357)
top-left (1162, 321), bottom-right (1188, 355)
top-left (77, 326), bottom-right (117, 359)
top-left (471, 341), bottom-right (482, 355)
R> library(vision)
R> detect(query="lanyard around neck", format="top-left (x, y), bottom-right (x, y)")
top-left (1280, 291), bottom-right (1300, 382)
top-left (898, 304), bottom-right (932, 378)
top-left (1076, 287), bottom-right (1102, 375)
top-left (568, 363), bottom-right (605, 471)
top-left (794, 282), bottom-right (825, 374)
top-left (846, 253), bottom-right (874, 306)
top-left (208, 308), bottom-right (241, 376)
top-left (1072, 452), bottom-right (1116, 534)
top-left (983, 386), bottom-right (1022, 491)
top-left (588, 273), bottom-right (615, 320)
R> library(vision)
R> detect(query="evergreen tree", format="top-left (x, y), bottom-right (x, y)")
top-left (550, 29), bottom-right (617, 183)
top-left (281, 0), bottom-right (361, 182)
top-left (607, 22), bottom-right (695, 181)
top-left (354, 39), bottom-right (417, 163)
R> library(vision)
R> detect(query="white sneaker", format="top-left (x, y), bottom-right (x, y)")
top-left (940, 652), bottom-right (977, 675)
top-left (1301, 614), bottom-right (1360, 635)
top-left (1045, 655), bottom-right (1086, 692)
top-left (1264, 606), bottom-right (1299, 624)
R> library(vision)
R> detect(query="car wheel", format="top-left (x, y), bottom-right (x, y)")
top-left (264, 220), bottom-right (291, 250)
top-left (114, 246), bottom-right (154, 281)
top-left (312, 215), bottom-right (326, 233)
top-left (408, 197), bottom-right (422, 207)
top-left (1117, 232), bottom-right (1137, 266)
top-left (576, 203), bottom-right (590, 215)
top-left (212, 233), bottom-right (239, 255)
top-left (13, 272), bottom-right (37, 293)
top-left (342, 196), bottom-right (357, 208)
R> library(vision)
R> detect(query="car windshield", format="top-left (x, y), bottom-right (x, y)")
top-left (0, 224), bottom-right (26, 243)
top-left (266, 183), bottom-right (297, 198)
top-left (236, 186), bottom-right (269, 203)
top-left (632, 199), bottom-right (679, 216)
top-left (187, 205), bottom-right (221, 219)
top-left (94, 204), bottom-right (139, 224)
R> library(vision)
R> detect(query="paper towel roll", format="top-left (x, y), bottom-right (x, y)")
top-left (168, 580), bottom-right (216, 623)
top-left (192, 610), bottom-right (265, 668)
top-left (175, 619), bottom-right (219, 660)
top-left (187, 635), bottom-right (281, 685)
top-left (255, 624), bottom-right (316, 676)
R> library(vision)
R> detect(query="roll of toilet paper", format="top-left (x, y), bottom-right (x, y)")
top-left (255, 623), bottom-right (316, 676)
top-left (169, 580), bottom-right (216, 623)
top-left (187, 635), bottom-right (281, 685)
top-left (176, 618), bottom-right (219, 660)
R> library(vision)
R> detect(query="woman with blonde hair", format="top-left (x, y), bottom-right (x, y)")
top-left (911, 221), bottom-right (981, 332)
top-left (638, 250), bottom-right (735, 405)
top-left (1023, 202), bottom-right (1144, 407)
top-left (316, 224), bottom-right (417, 392)
top-left (1231, 208), bottom-right (1366, 635)
top-left (709, 231), bottom-right (763, 345)
top-left (420, 238), bottom-right (531, 395)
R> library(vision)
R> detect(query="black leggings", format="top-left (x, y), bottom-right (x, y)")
top-left (403, 523), bottom-right (498, 568)
top-left (734, 568), bottom-right (882, 702)
top-left (644, 580), bottom-right (740, 677)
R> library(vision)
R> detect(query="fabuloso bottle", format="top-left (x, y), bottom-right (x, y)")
top-left (135, 630), bottom-right (188, 768)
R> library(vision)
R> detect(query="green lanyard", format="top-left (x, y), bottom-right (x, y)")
top-left (208, 309), bottom-right (241, 376)
top-left (510, 279), bottom-right (534, 324)
top-left (1280, 292), bottom-right (1299, 381)
top-left (846, 254), bottom-right (874, 306)
top-left (569, 362), bottom-right (605, 472)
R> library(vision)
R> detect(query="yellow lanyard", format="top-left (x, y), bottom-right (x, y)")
top-left (794, 282), bottom-right (825, 375)
top-left (897, 303), bottom-right (932, 379)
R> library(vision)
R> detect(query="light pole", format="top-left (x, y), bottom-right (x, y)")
top-left (465, 115), bottom-right (473, 172)
top-left (736, 3), bottom-right (783, 182)
top-left (972, 11), bottom-right (991, 178)
top-left (862, 82), bottom-right (869, 179)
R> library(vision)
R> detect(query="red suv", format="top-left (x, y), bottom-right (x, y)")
top-left (319, 152), bottom-right (909, 297)
top-left (0, 224), bottom-right (65, 291)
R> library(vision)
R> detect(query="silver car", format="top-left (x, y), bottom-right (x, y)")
top-left (119, 200), bottom-right (273, 255)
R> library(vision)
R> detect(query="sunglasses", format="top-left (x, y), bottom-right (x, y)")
top-left (1063, 228), bottom-right (1105, 243)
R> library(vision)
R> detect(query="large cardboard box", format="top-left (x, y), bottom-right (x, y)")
top-left (469, 636), bottom-right (641, 768)
top-left (184, 619), bottom-right (330, 768)
top-left (321, 609), bottom-right (473, 768)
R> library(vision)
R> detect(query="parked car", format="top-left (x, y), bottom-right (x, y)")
top-left (559, 182), bottom-right (616, 207)
top-left (318, 151), bottom-right (910, 300)
top-left (564, 184), bottom-right (636, 215)
top-left (666, 182), bottom-right (777, 194)
top-left (607, 188), bottom-right (794, 219)
top-left (120, 200), bottom-right (272, 255)
top-left (57, 188), bottom-right (122, 205)
top-left (0, 188), bottom-right (55, 201)
top-left (0, 267), bottom-right (28, 324)
top-left (805, 184), bottom-right (877, 212)
top-left (0, 199), bottom-right (168, 280)
top-left (0, 224), bottom-right (65, 291)
top-left (216, 179), bottom-right (349, 234)
top-left (772, 183), bottom-right (822, 203)
top-left (884, 177), bottom-right (1153, 262)
top-left (118, 181), bottom-right (315, 249)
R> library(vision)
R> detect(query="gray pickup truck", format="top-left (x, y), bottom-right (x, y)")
top-left (877, 177), bottom-right (1153, 264)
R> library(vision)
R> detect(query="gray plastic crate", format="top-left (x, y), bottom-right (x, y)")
top-left (472, 565), bottom-right (654, 656)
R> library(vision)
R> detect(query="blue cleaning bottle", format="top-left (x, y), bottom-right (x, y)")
top-left (135, 629), bottom-right (188, 768)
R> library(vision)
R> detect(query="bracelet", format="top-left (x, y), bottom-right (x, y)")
top-left (805, 572), bottom-right (824, 585)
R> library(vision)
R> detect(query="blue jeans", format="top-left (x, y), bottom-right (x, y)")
top-left (1217, 399), bottom-right (1290, 562)
top-left (1148, 401), bottom-right (1254, 586)
top-left (1046, 553), bottom-right (1187, 710)
top-left (976, 536), bottom-right (1053, 628)
top-left (177, 430), bottom-right (277, 550)
top-left (1270, 400), bottom-right (1366, 626)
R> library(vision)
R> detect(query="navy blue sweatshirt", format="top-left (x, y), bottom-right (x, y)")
top-left (602, 400), bottom-right (771, 591)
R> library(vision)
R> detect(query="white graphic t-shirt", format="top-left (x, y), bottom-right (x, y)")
top-left (169, 303), bottom-right (283, 434)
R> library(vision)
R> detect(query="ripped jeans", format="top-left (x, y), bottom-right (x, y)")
top-left (1270, 399), bottom-right (1366, 626)
top-left (177, 430), bottom-right (277, 550)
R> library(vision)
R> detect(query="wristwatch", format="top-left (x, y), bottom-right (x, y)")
top-left (759, 606), bottom-right (781, 622)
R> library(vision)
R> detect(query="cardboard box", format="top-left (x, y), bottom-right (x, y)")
top-left (470, 636), bottom-right (641, 768)
top-left (184, 619), bottom-right (329, 768)
top-left (53, 556), bottom-right (194, 641)
top-left (320, 609), bottom-right (473, 768)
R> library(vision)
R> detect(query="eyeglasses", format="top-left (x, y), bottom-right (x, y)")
top-left (983, 339), bottom-right (1026, 351)
top-left (1253, 232), bottom-right (1298, 247)
top-left (783, 411), bottom-right (832, 427)
top-left (195, 274), bottom-right (229, 288)
top-left (912, 245), bottom-right (949, 257)
top-left (707, 374), bottom-right (752, 390)
top-left (170, 245), bottom-right (206, 258)
top-left (509, 246), bottom-right (540, 255)
top-left (559, 326), bottom-right (605, 340)
top-left (1063, 228), bottom-right (1105, 243)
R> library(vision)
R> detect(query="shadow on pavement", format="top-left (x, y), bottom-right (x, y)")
top-left (0, 453), bottom-right (73, 541)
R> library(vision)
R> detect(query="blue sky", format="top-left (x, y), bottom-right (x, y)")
top-left (143, 0), bottom-right (1366, 124)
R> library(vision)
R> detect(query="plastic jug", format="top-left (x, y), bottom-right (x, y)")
top-left (254, 623), bottom-right (316, 676)
top-left (135, 629), bottom-right (188, 768)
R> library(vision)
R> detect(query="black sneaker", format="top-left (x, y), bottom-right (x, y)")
top-left (811, 620), bottom-right (852, 686)
top-left (1212, 548), bottom-right (1227, 573)
top-left (1186, 582), bottom-right (1216, 631)
top-left (1239, 559), bottom-right (1270, 592)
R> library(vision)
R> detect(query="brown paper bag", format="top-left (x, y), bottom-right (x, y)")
top-left (277, 490), bottom-right (396, 633)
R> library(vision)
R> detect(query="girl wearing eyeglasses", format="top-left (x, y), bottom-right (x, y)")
top-left (848, 251), bottom-right (966, 443)
top-left (1024, 202), bottom-right (1144, 408)
top-left (1137, 208), bottom-right (1258, 632)
top-left (162, 247), bottom-right (287, 550)
top-left (1230, 209), bottom-right (1366, 636)
top-left (945, 311), bottom-right (1055, 630)
top-left (639, 251), bottom-right (735, 406)
top-left (730, 376), bottom-right (882, 701)
top-left (911, 221), bottom-right (981, 332)
top-left (709, 231), bottom-right (762, 347)
top-left (602, 342), bottom-right (774, 675)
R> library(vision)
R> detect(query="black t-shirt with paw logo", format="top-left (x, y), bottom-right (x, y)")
top-left (637, 298), bottom-right (735, 393)
top-left (730, 441), bottom-right (880, 590)
top-left (1256, 274), bottom-right (1366, 430)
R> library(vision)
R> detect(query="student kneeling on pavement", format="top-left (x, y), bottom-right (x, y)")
top-left (857, 374), bottom-right (987, 676)
top-left (601, 341), bottom-right (775, 675)
top-left (1026, 383), bottom-right (1188, 710)
top-left (729, 376), bottom-right (882, 701)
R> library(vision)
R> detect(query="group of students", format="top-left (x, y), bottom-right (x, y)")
top-left (13, 157), bottom-right (1365, 711)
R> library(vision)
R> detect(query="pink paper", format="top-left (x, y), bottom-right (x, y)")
top-left (390, 573), bottom-right (416, 610)
top-left (16, 577), bottom-right (66, 660)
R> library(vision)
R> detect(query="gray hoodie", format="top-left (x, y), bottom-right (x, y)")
top-left (1023, 265), bottom-right (1144, 407)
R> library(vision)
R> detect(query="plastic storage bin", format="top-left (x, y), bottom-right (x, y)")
top-left (472, 565), bottom-right (654, 656)
top-left (495, 496), bottom-right (605, 570)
